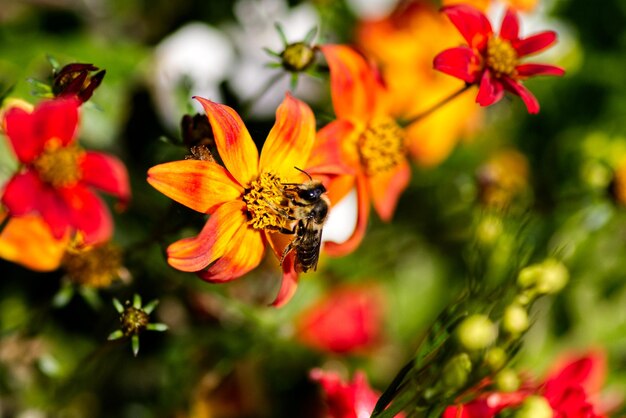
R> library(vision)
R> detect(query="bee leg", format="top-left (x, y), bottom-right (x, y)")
top-left (278, 226), bottom-right (296, 234)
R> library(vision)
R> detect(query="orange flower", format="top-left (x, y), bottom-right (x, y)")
top-left (312, 45), bottom-right (411, 256)
top-left (357, 1), bottom-right (483, 166)
top-left (0, 211), bottom-right (69, 271)
top-left (148, 93), bottom-right (330, 306)
top-left (442, 0), bottom-right (539, 13)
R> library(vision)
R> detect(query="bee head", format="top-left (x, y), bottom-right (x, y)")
top-left (298, 182), bottom-right (326, 202)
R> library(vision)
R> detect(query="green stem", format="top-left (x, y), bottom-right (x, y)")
top-left (0, 213), bottom-right (10, 235)
top-left (401, 84), bottom-right (472, 127)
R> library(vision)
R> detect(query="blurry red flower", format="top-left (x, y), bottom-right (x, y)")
top-left (434, 4), bottom-right (565, 113)
top-left (295, 285), bottom-right (384, 354)
top-left (1, 98), bottom-right (130, 244)
top-left (443, 350), bottom-right (608, 418)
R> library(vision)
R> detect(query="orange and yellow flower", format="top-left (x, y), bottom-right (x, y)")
top-left (357, 1), bottom-right (483, 166)
top-left (442, 0), bottom-right (539, 13)
top-left (311, 45), bottom-right (411, 256)
top-left (148, 93), bottom-right (332, 306)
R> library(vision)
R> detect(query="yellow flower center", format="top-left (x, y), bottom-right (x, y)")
top-left (62, 243), bottom-right (123, 288)
top-left (32, 140), bottom-right (84, 187)
top-left (486, 37), bottom-right (518, 78)
top-left (242, 172), bottom-right (290, 231)
top-left (121, 306), bottom-right (150, 337)
top-left (357, 116), bottom-right (405, 175)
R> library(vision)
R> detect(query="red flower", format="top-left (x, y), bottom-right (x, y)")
top-left (295, 284), bottom-right (384, 354)
top-left (1, 98), bottom-right (130, 244)
top-left (433, 4), bottom-right (565, 113)
top-left (443, 351), bottom-right (608, 418)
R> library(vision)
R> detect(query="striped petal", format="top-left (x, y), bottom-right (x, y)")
top-left (197, 221), bottom-right (264, 282)
top-left (513, 31), bottom-right (557, 57)
top-left (194, 97), bottom-right (259, 186)
top-left (434, 46), bottom-right (481, 83)
top-left (368, 160), bottom-right (411, 222)
top-left (166, 200), bottom-right (247, 272)
top-left (476, 71), bottom-right (505, 107)
top-left (499, 8), bottom-right (520, 41)
top-left (441, 4), bottom-right (493, 49)
top-left (147, 160), bottom-right (243, 214)
top-left (81, 151), bottom-right (131, 204)
top-left (259, 93), bottom-right (315, 181)
top-left (516, 64), bottom-right (565, 78)
top-left (320, 45), bottom-right (384, 121)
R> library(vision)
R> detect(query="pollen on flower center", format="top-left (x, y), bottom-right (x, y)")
top-left (357, 116), bottom-right (405, 175)
top-left (486, 37), bottom-right (518, 78)
top-left (32, 140), bottom-right (84, 187)
top-left (242, 172), bottom-right (290, 231)
top-left (62, 242), bottom-right (123, 288)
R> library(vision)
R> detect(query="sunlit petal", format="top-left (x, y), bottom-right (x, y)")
top-left (34, 97), bottom-right (80, 147)
top-left (441, 4), bottom-right (492, 49)
top-left (368, 160), bottom-right (411, 222)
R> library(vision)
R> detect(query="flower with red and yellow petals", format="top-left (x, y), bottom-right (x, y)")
top-left (1, 98), bottom-right (130, 244)
top-left (312, 45), bottom-right (411, 256)
top-left (434, 4), bottom-right (565, 114)
top-left (148, 93), bottom-right (333, 307)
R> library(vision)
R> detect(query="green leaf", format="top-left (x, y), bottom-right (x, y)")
top-left (52, 281), bottom-right (75, 308)
top-left (146, 323), bottom-right (168, 332)
top-left (108, 330), bottom-right (124, 341)
top-left (112, 298), bottom-right (124, 314)
top-left (143, 299), bottom-right (159, 315)
top-left (131, 335), bottom-right (140, 357)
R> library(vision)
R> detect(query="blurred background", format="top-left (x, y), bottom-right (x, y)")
top-left (1, 0), bottom-right (626, 416)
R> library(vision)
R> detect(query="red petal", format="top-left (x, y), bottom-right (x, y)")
top-left (513, 31), bottom-right (557, 57)
top-left (33, 98), bottom-right (80, 147)
top-left (501, 77), bottom-right (540, 114)
top-left (499, 8), bottom-right (520, 41)
top-left (258, 93), bottom-right (315, 182)
top-left (434, 46), bottom-right (481, 84)
top-left (59, 184), bottom-right (113, 244)
top-left (324, 178), bottom-right (370, 257)
top-left (3, 107), bottom-right (41, 164)
top-left (271, 253), bottom-right (299, 307)
top-left (476, 71), bottom-right (505, 107)
top-left (38, 187), bottom-right (72, 239)
top-left (320, 45), bottom-right (384, 121)
top-left (368, 160), bottom-right (411, 222)
top-left (516, 64), bottom-right (565, 77)
top-left (81, 151), bottom-right (131, 204)
top-left (194, 97), bottom-right (259, 186)
top-left (441, 4), bottom-right (493, 49)
top-left (1, 170), bottom-right (43, 215)
top-left (167, 200), bottom-right (247, 272)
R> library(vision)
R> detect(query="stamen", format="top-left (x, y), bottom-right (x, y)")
top-left (357, 116), bottom-right (405, 175)
top-left (486, 37), bottom-right (518, 78)
top-left (243, 172), bottom-right (290, 231)
top-left (33, 140), bottom-right (84, 188)
top-left (63, 242), bottom-right (124, 288)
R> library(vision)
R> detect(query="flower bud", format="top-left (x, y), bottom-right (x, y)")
top-left (517, 264), bottom-right (543, 289)
top-left (281, 42), bottom-right (316, 72)
top-left (484, 346), bottom-right (507, 372)
top-left (442, 353), bottom-right (472, 390)
top-left (535, 259), bottom-right (568, 294)
top-left (495, 368), bottom-right (520, 392)
top-left (513, 396), bottom-right (553, 418)
top-left (457, 315), bottom-right (497, 351)
top-left (502, 303), bottom-right (529, 335)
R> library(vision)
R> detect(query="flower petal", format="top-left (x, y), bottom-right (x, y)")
top-left (368, 160), bottom-right (411, 222)
top-left (147, 160), bottom-right (242, 214)
top-left (197, 222), bottom-right (264, 282)
top-left (259, 93), bottom-right (315, 181)
top-left (501, 77), bottom-right (540, 114)
top-left (516, 63), bottom-right (565, 77)
top-left (34, 97), bottom-right (80, 147)
top-left (320, 45), bottom-right (384, 121)
top-left (194, 96), bottom-right (259, 186)
top-left (513, 31), bottom-right (557, 57)
top-left (476, 71), bottom-right (505, 107)
top-left (1, 170), bottom-right (43, 215)
top-left (433, 46), bottom-right (481, 83)
top-left (59, 184), bottom-right (113, 244)
top-left (324, 178), bottom-right (370, 257)
top-left (441, 4), bottom-right (493, 49)
top-left (3, 107), bottom-right (41, 164)
top-left (499, 8), bottom-right (520, 41)
top-left (81, 151), bottom-right (131, 204)
top-left (38, 187), bottom-right (72, 240)
top-left (166, 200), bottom-right (247, 272)
top-left (271, 252), bottom-right (299, 307)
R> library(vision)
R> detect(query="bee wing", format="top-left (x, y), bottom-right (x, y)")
top-left (295, 217), bottom-right (324, 273)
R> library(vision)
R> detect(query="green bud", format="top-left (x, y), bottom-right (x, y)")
top-left (457, 314), bottom-right (497, 351)
top-left (517, 264), bottom-right (543, 289)
top-left (535, 259), bottom-right (569, 294)
top-left (476, 215), bottom-right (503, 244)
top-left (281, 42), bottom-right (316, 72)
top-left (495, 368), bottom-right (520, 392)
top-left (502, 303), bottom-right (529, 334)
top-left (484, 346), bottom-right (507, 372)
top-left (442, 353), bottom-right (472, 390)
top-left (513, 396), bottom-right (553, 418)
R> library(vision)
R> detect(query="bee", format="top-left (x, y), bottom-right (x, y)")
top-left (280, 170), bottom-right (330, 273)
